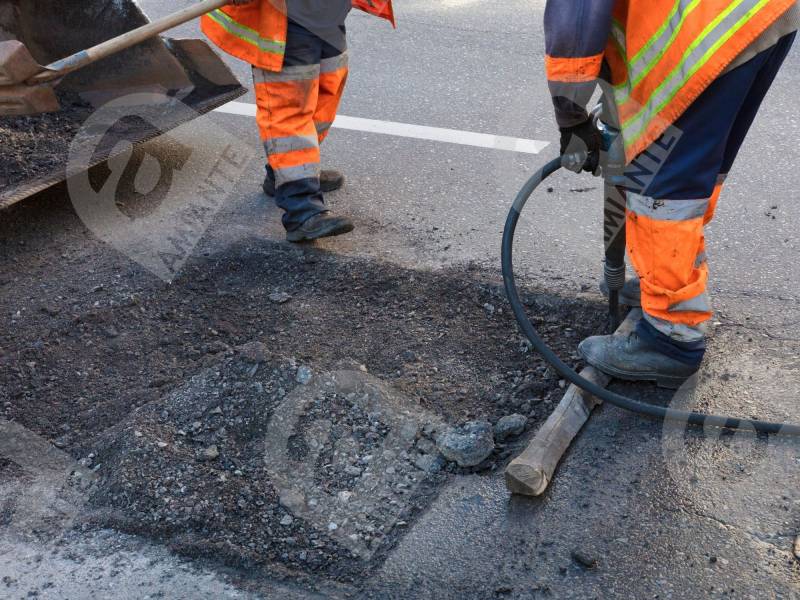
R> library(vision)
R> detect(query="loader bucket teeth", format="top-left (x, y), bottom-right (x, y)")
top-left (0, 40), bottom-right (42, 85)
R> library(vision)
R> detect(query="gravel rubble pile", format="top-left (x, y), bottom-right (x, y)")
top-left (84, 354), bottom-right (450, 582)
top-left (0, 237), bottom-right (606, 584)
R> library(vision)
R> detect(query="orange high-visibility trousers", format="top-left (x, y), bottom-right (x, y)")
top-left (252, 23), bottom-right (349, 230)
top-left (625, 34), bottom-right (794, 345)
top-left (626, 192), bottom-right (715, 343)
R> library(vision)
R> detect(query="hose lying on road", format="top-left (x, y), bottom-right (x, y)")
top-left (502, 157), bottom-right (800, 436)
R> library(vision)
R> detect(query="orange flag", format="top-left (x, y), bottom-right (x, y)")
top-left (352, 0), bottom-right (396, 26)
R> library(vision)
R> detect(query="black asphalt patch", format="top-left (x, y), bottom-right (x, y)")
top-left (0, 233), bottom-right (606, 586)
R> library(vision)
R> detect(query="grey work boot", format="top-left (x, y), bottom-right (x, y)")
top-left (286, 212), bottom-right (354, 243)
top-left (578, 330), bottom-right (699, 389)
top-left (599, 277), bottom-right (641, 307)
top-left (263, 168), bottom-right (345, 197)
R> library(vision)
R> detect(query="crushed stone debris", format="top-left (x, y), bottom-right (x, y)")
top-left (571, 550), bottom-right (598, 569)
top-left (0, 239), bottom-right (604, 582)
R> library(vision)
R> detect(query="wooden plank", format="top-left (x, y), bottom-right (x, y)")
top-left (504, 309), bottom-right (641, 496)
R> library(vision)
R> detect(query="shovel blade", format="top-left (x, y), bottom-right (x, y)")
top-left (0, 40), bottom-right (44, 85)
top-left (0, 84), bottom-right (60, 115)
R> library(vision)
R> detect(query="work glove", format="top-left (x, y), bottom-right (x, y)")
top-left (559, 119), bottom-right (602, 175)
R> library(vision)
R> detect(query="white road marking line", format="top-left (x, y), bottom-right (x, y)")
top-left (214, 102), bottom-right (550, 155)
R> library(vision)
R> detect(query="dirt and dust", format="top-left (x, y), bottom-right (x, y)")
top-left (0, 92), bottom-right (94, 190)
top-left (0, 237), bottom-right (602, 449)
top-left (0, 71), bottom-right (244, 208)
top-left (0, 229), bottom-right (606, 585)
top-left (82, 358), bottom-right (451, 584)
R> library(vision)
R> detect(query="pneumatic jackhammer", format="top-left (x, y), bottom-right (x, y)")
top-left (501, 95), bottom-right (800, 435)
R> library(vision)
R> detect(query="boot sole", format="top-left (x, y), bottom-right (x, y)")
top-left (286, 220), bottom-right (354, 243)
top-left (581, 355), bottom-right (691, 390)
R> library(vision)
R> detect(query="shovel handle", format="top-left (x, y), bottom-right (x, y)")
top-left (31, 0), bottom-right (230, 83)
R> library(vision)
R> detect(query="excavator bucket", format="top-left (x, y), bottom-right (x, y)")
top-left (0, 0), bottom-right (246, 209)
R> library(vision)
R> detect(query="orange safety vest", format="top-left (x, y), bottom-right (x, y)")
top-left (201, 0), bottom-right (394, 73)
top-left (604, 0), bottom-right (795, 161)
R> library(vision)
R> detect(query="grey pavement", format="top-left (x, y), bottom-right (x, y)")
top-left (368, 329), bottom-right (800, 599)
top-left (0, 529), bottom-right (323, 600)
top-left (3, 0), bottom-right (800, 597)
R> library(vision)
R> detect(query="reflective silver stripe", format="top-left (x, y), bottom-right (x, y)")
top-left (208, 9), bottom-right (285, 55)
top-left (716, 173), bottom-right (728, 185)
top-left (627, 192), bottom-right (709, 221)
top-left (253, 64), bottom-right (320, 84)
top-left (274, 163), bottom-right (321, 187)
top-left (315, 121), bottom-right (333, 135)
top-left (623, 0), bottom-right (769, 142)
top-left (610, 22), bottom-right (627, 52)
top-left (264, 134), bottom-right (319, 156)
top-left (644, 313), bottom-right (707, 343)
top-left (694, 251), bottom-right (707, 268)
top-left (320, 51), bottom-right (349, 74)
top-left (627, 0), bottom-right (702, 91)
top-left (668, 292), bottom-right (712, 314)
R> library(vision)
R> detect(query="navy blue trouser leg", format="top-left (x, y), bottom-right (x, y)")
top-left (623, 33), bottom-right (795, 361)
top-left (630, 32), bottom-right (796, 200)
top-left (255, 20), bottom-right (347, 231)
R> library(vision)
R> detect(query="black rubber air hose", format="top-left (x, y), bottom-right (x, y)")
top-left (502, 157), bottom-right (800, 435)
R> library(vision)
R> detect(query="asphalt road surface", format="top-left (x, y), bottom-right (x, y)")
top-left (1, 1), bottom-right (800, 598)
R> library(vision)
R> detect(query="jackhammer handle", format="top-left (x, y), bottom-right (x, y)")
top-left (505, 366), bottom-right (610, 496)
top-left (30, 0), bottom-right (230, 83)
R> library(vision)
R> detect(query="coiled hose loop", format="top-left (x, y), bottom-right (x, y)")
top-left (502, 157), bottom-right (800, 435)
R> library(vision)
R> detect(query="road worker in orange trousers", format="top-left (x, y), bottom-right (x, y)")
top-left (202, 0), bottom-right (394, 242)
top-left (545, 0), bottom-right (799, 388)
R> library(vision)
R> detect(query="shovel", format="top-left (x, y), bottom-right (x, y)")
top-left (0, 0), bottom-right (231, 116)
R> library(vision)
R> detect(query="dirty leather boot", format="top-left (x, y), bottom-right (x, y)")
top-left (578, 329), bottom-right (699, 389)
top-left (286, 211), bottom-right (354, 243)
top-left (599, 277), bottom-right (641, 307)
top-left (263, 167), bottom-right (345, 197)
